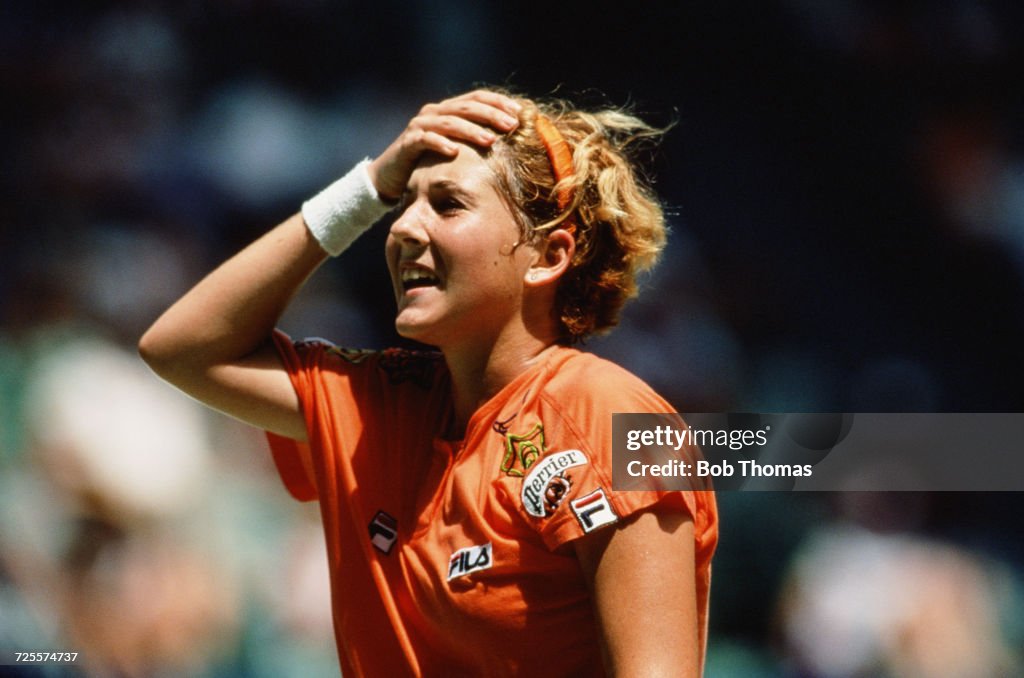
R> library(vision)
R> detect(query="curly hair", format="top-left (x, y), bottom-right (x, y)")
top-left (485, 91), bottom-right (669, 344)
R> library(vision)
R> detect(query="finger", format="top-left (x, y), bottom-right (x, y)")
top-left (415, 130), bottom-right (461, 157)
top-left (455, 89), bottom-right (523, 119)
top-left (412, 113), bottom-right (499, 148)
top-left (428, 96), bottom-right (520, 133)
top-left (371, 128), bottom-right (459, 200)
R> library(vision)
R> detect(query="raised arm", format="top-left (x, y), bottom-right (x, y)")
top-left (138, 90), bottom-right (521, 439)
top-left (138, 213), bottom-right (326, 439)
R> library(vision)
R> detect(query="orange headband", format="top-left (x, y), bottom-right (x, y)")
top-left (534, 114), bottom-right (576, 235)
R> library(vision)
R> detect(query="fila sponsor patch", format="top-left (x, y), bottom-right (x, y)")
top-left (447, 543), bottom-right (493, 581)
top-left (571, 488), bottom-right (619, 533)
top-left (368, 510), bottom-right (398, 554)
top-left (521, 449), bottom-right (588, 518)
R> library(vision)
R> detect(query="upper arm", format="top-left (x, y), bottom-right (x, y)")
top-left (138, 214), bottom-right (323, 442)
top-left (146, 336), bottom-right (307, 442)
top-left (202, 338), bottom-right (307, 441)
top-left (575, 507), bottom-right (700, 677)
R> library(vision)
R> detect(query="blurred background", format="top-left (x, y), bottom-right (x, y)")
top-left (2, 1), bottom-right (1023, 676)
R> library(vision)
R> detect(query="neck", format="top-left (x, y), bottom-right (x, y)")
top-left (442, 330), bottom-right (559, 439)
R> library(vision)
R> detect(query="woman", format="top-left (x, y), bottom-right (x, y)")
top-left (140, 89), bottom-right (717, 676)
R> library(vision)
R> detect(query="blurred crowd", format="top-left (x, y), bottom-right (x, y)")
top-left (2, 1), bottom-right (1023, 676)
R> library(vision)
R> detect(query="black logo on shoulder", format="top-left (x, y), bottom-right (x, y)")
top-left (378, 348), bottom-right (443, 389)
top-left (326, 345), bottom-right (375, 364)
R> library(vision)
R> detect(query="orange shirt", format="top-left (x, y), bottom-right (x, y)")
top-left (267, 331), bottom-right (717, 676)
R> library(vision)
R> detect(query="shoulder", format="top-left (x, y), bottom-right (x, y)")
top-left (541, 348), bottom-right (673, 415)
top-left (283, 334), bottom-right (446, 390)
top-left (373, 346), bottom-right (446, 389)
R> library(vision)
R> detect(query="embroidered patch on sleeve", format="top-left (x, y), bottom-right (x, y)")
top-left (521, 450), bottom-right (588, 518)
top-left (570, 488), bottom-right (619, 533)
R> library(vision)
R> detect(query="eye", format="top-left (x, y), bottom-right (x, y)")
top-left (433, 195), bottom-right (464, 215)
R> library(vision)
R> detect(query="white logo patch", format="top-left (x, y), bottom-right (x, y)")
top-left (447, 543), bottom-right (493, 581)
top-left (521, 449), bottom-right (588, 517)
top-left (571, 488), bottom-right (619, 533)
top-left (368, 511), bottom-right (398, 554)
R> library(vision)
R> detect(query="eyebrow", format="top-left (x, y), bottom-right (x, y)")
top-left (436, 179), bottom-right (479, 199)
top-left (400, 178), bottom-right (478, 207)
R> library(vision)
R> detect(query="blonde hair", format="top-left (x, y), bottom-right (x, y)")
top-left (486, 91), bottom-right (668, 344)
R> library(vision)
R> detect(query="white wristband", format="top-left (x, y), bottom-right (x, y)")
top-left (301, 158), bottom-right (394, 256)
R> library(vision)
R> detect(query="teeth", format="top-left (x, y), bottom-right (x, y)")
top-left (401, 268), bottom-right (439, 284)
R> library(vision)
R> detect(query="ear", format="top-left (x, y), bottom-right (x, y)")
top-left (524, 228), bottom-right (575, 288)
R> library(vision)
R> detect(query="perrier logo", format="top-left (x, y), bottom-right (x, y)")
top-left (497, 421), bottom-right (546, 478)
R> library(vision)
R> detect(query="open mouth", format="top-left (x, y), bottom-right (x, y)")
top-left (401, 267), bottom-right (440, 292)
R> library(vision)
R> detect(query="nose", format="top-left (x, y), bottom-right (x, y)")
top-left (389, 201), bottom-right (429, 247)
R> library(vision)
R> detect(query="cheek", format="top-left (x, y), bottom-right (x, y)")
top-left (443, 217), bottom-right (525, 286)
top-left (467, 247), bottom-right (521, 282)
top-left (383, 238), bottom-right (404, 296)
top-left (384, 236), bottom-right (399, 272)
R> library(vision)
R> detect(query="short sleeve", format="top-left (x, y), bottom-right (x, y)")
top-left (519, 358), bottom-right (712, 552)
top-left (263, 329), bottom-right (448, 504)
top-left (265, 330), bottom-right (326, 501)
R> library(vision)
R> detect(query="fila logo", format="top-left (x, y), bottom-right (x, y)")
top-left (521, 449), bottom-right (588, 518)
top-left (570, 488), bottom-right (619, 533)
top-left (368, 511), bottom-right (398, 554)
top-left (447, 543), bottom-right (493, 581)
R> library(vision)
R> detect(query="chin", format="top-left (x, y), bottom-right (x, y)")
top-left (394, 316), bottom-right (442, 347)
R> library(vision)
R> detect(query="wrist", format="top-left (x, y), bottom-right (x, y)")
top-left (301, 159), bottom-right (394, 256)
top-left (365, 158), bottom-right (395, 203)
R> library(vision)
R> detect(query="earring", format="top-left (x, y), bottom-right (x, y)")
top-left (529, 271), bottom-right (539, 281)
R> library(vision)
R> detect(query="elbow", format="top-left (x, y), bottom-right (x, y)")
top-left (138, 326), bottom-right (168, 375)
top-left (137, 327), bottom-right (160, 367)
top-left (137, 323), bottom-right (185, 380)
top-left (138, 328), bottom-right (208, 394)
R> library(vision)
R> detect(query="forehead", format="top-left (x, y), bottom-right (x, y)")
top-left (407, 144), bottom-right (498, 192)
